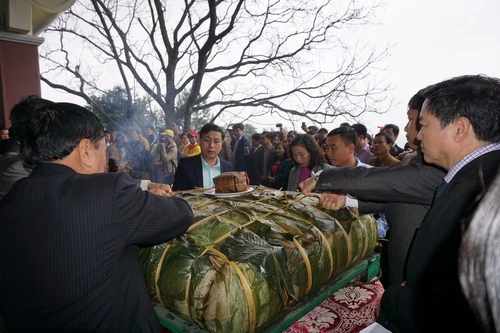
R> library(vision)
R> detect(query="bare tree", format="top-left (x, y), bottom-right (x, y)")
top-left (39, 0), bottom-right (391, 131)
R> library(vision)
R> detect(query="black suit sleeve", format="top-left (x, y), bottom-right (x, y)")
top-left (113, 173), bottom-right (193, 245)
top-left (316, 154), bottom-right (444, 206)
top-left (358, 201), bottom-right (387, 215)
top-left (173, 157), bottom-right (190, 191)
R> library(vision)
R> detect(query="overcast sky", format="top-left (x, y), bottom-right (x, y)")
top-left (351, 0), bottom-right (500, 145)
top-left (41, 0), bottom-right (500, 146)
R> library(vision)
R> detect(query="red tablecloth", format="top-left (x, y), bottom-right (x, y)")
top-left (283, 278), bottom-right (384, 333)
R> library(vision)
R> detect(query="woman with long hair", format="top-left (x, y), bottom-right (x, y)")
top-left (286, 134), bottom-right (332, 191)
top-left (268, 142), bottom-right (292, 190)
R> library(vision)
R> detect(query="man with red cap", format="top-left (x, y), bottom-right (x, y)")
top-left (182, 130), bottom-right (201, 157)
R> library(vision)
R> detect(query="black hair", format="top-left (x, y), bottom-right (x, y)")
top-left (383, 124), bottom-right (400, 136)
top-left (374, 131), bottom-right (394, 145)
top-left (251, 133), bottom-right (262, 142)
top-left (422, 74), bottom-right (500, 142)
top-left (351, 123), bottom-right (368, 138)
top-left (232, 123), bottom-right (244, 131)
top-left (20, 103), bottom-right (104, 166)
top-left (9, 95), bottom-right (53, 139)
top-left (288, 134), bottom-right (325, 168)
top-left (266, 132), bottom-right (278, 140)
top-left (328, 126), bottom-right (358, 147)
top-left (199, 123), bottom-right (225, 140)
top-left (408, 88), bottom-right (426, 111)
top-left (318, 128), bottom-right (328, 134)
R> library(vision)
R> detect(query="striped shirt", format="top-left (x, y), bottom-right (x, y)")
top-left (444, 142), bottom-right (500, 183)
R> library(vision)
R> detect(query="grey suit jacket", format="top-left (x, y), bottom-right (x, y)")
top-left (316, 153), bottom-right (445, 286)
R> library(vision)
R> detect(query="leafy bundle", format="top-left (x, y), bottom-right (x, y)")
top-left (139, 188), bottom-right (377, 333)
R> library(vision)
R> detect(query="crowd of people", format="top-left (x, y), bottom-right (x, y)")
top-left (0, 73), bottom-right (499, 332)
top-left (1, 113), bottom-right (409, 196)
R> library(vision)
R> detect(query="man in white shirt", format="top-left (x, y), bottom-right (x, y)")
top-left (323, 126), bottom-right (371, 169)
top-left (320, 126), bottom-right (387, 237)
top-left (173, 123), bottom-right (234, 190)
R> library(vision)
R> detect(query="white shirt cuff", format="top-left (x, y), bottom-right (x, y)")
top-left (345, 195), bottom-right (359, 208)
top-left (140, 180), bottom-right (150, 191)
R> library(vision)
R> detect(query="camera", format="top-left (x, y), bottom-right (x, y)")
top-left (160, 136), bottom-right (168, 143)
top-left (276, 123), bottom-right (283, 128)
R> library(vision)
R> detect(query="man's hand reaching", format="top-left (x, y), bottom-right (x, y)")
top-left (147, 182), bottom-right (173, 197)
top-left (298, 175), bottom-right (317, 195)
top-left (319, 192), bottom-right (347, 211)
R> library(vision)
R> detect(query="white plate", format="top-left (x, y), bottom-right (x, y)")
top-left (204, 187), bottom-right (254, 198)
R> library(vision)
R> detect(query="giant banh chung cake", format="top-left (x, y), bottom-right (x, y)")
top-left (138, 187), bottom-right (378, 333)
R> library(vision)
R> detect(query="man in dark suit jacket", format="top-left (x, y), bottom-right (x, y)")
top-left (174, 123), bottom-right (234, 191)
top-left (230, 123), bottom-right (250, 171)
top-left (0, 103), bottom-right (194, 332)
top-left (244, 133), bottom-right (262, 185)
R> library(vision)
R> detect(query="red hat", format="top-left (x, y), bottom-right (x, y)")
top-left (187, 130), bottom-right (198, 138)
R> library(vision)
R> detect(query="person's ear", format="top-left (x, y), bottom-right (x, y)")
top-left (77, 139), bottom-right (94, 169)
top-left (348, 143), bottom-right (355, 154)
top-left (453, 117), bottom-right (471, 142)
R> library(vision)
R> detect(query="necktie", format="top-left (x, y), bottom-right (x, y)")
top-left (434, 180), bottom-right (447, 200)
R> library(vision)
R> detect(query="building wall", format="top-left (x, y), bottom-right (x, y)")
top-left (0, 0), bottom-right (75, 128)
top-left (0, 37), bottom-right (41, 127)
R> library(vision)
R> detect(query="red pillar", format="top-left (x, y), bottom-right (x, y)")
top-left (0, 33), bottom-right (43, 128)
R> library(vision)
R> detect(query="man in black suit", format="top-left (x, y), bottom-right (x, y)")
top-left (244, 133), bottom-right (262, 185)
top-left (0, 103), bottom-right (194, 332)
top-left (173, 123), bottom-right (234, 191)
top-left (230, 122), bottom-right (250, 171)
